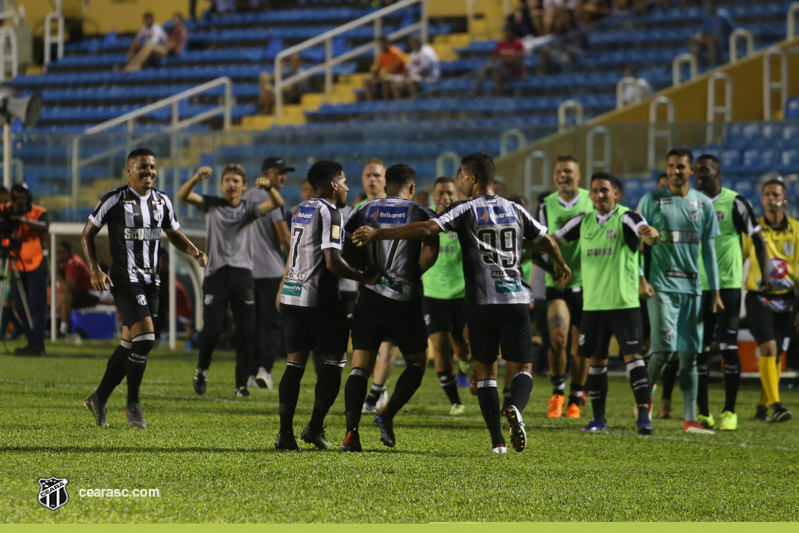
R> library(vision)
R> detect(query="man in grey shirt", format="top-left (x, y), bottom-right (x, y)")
top-left (242, 157), bottom-right (293, 390)
top-left (177, 163), bottom-right (284, 397)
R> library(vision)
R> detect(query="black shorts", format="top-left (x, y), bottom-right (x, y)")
top-left (545, 287), bottom-right (583, 330)
top-left (71, 290), bottom-right (99, 309)
top-left (340, 291), bottom-right (357, 321)
top-left (466, 303), bottom-right (534, 365)
top-left (423, 296), bottom-right (466, 342)
top-left (352, 288), bottom-right (427, 355)
top-left (111, 282), bottom-right (159, 328)
top-left (702, 288), bottom-right (741, 350)
top-left (282, 299), bottom-right (350, 355)
top-left (578, 307), bottom-right (643, 359)
top-left (745, 291), bottom-right (796, 350)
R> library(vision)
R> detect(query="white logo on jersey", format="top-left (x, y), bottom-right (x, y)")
top-left (153, 205), bottom-right (164, 224)
top-left (664, 329), bottom-right (675, 341)
top-left (689, 210), bottom-right (700, 222)
top-left (606, 230), bottom-right (617, 240)
top-left (136, 294), bottom-right (147, 306)
top-left (578, 334), bottom-right (585, 346)
top-left (204, 294), bottom-right (214, 305)
top-left (784, 242), bottom-right (794, 256)
top-left (424, 314), bottom-right (431, 325)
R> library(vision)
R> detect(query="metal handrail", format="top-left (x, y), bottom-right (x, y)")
top-left (44, 0), bottom-right (65, 70)
top-left (672, 53), bottom-right (697, 87)
top-left (558, 100), bottom-right (583, 130)
top-left (500, 128), bottom-right (526, 156)
top-left (616, 76), bottom-right (642, 109)
top-left (436, 151), bottom-right (460, 177)
top-left (729, 28), bottom-right (753, 64)
top-left (70, 77), bottom-right (233, 205)
top-left (789, 2), bottom-right (799, 39)
top-left (763, 48), bottom-right (788, 121)
top-left (274, 0), bottom-right (428, 117)
top-left (0, 1), bottom-right (25, 25)
top-left (706, 72), bottom-right (732, 144)
top-left (0, 26), bottom-right (17, 81)
top-left (524, 150), bottom-right (550, 208)
top-left (648, 96), bottom-right (674, 170)
top-left (586, 126), bottom-right (611, 177)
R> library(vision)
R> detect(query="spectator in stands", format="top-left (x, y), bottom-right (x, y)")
top-left (575, 0), bottom-right (613, 26)
top-left (125, 12), bottom-right (167, 68)
top-left (124, 13), bottom-right (188, 72)
top-left (537, 7), bottom-right (585, 74)
top-left (620, 67), bottom-right (653, 106)
top-left (258, 53), bottom-right (311, 114)
top-left (507, 1), bottom-right (542, 38)
top-left (55, 241), bottom-right (99, 337)
top-left (542, 0), bottom-right (577, 34)
top-left (474, 25), bottom-right (525, 96)
top-left (363, 37), bottom-right (407, 101)
top-left (689, 0), bottom-right (735, 66)
top-left (390, 36), bottom-right (440, 98)
top-left (155, 248), bottom-right (195, 341)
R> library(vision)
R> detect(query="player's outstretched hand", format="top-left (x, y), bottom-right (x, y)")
top-left (639, 225), bottom-right (659, 243)
top-left (761, 278), bottom-right (775, 293)
top-left (194, 250), bottom-right (208, 267)
top-left (353, 226), bottom-right (378, 246)
top-left (363, 265), bottom-right (382, 285)
top-left (90, 270), bottom-right (113, 292)
top-left (193, 166), bottom-right (212, 181)
top-left (554, 261), bottom-right (571, 290)
top-left (256, 177), bottom-right (272, 190)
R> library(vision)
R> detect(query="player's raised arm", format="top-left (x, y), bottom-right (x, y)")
top-left (177, 166), bottom-right (211, 207)
top-left (255, 177), bottom-right (285, 215)
top-left (353, 219), bottom-right (442, 245)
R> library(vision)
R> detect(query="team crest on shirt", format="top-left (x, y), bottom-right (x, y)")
top-left (664, 329), bottom-right (675, 341)
top-left (689, 210), bottom-right (700, 222)
top-left (578, 334), bottom-right (585, 346)
top-left (606, 229), bottom-right (617, 240)
top-left (716, 211), bottom-right (725, 222)
top-left (153, 204), bottom-right (164, 225)
top-left (204, 294), bottom-right (214, 305)
top-left (784, 242), bottom-right (794, 256)
top-left (136, 295), bottom-right (147, 306)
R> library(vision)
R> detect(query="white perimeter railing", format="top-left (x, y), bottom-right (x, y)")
top-left (274, 0), bottom-right (428, 117)
top-left (70, 76), bottom-right (233, 202)
top-left (0, 25), bottom-right (17, 81)
top-left (44, 0), bottom-right (65, 70)
top-left (0, 1), bottom-right (25, 26)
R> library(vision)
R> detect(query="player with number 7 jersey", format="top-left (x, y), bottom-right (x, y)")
top-left (353, 153), bottom-right (571, 453)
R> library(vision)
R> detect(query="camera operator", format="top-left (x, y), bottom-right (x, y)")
top-left (2, 184), bottom-right (49, 356)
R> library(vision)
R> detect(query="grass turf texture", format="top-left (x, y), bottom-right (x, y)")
top-left (1, 339), bottom-right (797, 523)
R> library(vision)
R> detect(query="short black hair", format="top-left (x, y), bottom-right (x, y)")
top-left (307, 160), bottom-right (343, 189)
top-left (385, 164), bottom-right (416, 187)
top-left (763, 178), bottom-right (786, 193)
top-left (461, 152), bottom-right (495, 185)
top-left (556, 154), bottom-right (579, 164)
top-left (590, 171), bottom-right (622, 191)
top-left (666, 147), bottom-right (694, 164)
top-left (57, 240), bottom-right (71, 254)
top-left (127, 147), bottom-right (155, 164)
top-left (697, 154), bottom-right (721, 167)
top-left (433, 176), bottom-right (455, 187)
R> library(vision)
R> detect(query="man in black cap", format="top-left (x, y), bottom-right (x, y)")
top-left (243, 157), bottom-right (294, 389)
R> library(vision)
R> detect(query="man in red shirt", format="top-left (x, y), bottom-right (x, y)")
top-left (474, 26), bottom-right (524, 96)
top-left (474, 26), bottom-right (525, 96)
top-left (56, 241), bottom-right (99, 336)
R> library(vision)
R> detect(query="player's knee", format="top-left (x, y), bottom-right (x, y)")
top-left (549, 330), bottom-right (567, 352)
top-left (128, 332), bottom-right (155, 365)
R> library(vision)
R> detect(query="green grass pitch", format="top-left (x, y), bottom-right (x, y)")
top-left (1, 339), bottom-right (797, 523)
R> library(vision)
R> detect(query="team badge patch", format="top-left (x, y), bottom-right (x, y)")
top-left (784, 242), bottom-right (794, 256)
top-left (606, 230), bottom-right (617, 240)
top-left (578, 334), bottom-right (585, 346)
top-left (689, 210), bottom-right (700, 222)
top-left (664, 329), bottom-right (675, 341)
top-left (38, 477), bottom-right (69, 511)
top-left (136, 294), bottom-right (147, 306)
top-left (331, 225), bottom-right (341, 240)
top-left (204, 294), bottom-right (214, 305)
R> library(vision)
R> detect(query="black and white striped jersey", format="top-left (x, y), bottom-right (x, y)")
top-left (280, 198), bottom-right (345, 307)
top-left (345, 196), bottom-right (435, 301)
top-left (434, 195), bottom-right (547, 305)
top-left (89, 185), bottom-right (180, 286)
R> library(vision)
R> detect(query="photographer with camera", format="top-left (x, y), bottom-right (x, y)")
top-left (1, 183), bottom-right (49, 356)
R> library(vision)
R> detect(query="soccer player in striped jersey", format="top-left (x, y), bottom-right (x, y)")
top-left (743, 179), bottom-right (797, 423)
top-left (276, 161), bottom-right (381, 450)
top-left (423, 176), bottom-right (471, 415)
top-left (341, 164), bottom-right (438, 451)
top-left (637, 148), bottom-right (722, 434)
top-left (178, 164), bottom-right (284, 398)
top-left (354, 153), bottom-right (570, 453)
top-left (692, 154), bottom-right (770, 430)
top-left (538, 155), bottom-right (594, 419)
top-left (554, 172), bottom-right (660, 433)
top-left (82, 147), bottom-right (207, 429)
top-left (355, 158), bottom-right (398, 414)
